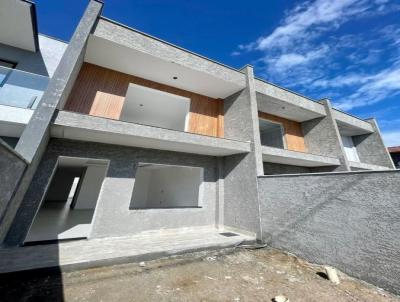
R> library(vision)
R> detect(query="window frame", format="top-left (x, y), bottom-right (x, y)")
top-left (259, 117), bottom-right (288, 149)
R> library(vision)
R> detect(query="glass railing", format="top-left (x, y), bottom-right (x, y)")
top-left (0, 66), bottom-right (49, 109)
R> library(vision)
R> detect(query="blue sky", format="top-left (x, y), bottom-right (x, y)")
top-left (36, 0), bottom-right (400, 146)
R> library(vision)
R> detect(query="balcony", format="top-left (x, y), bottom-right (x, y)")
top-left (0, 66), bottom-right (49, 109)
top-left (0, 66), bottom-right (49, 138)
top-left (258, 115), bottom-right (340, 169)
top-left (261, 146), bottom-right (340, 167)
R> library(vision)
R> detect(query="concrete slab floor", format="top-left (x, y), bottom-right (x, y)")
top-left (0, 248), bottom-right (398, 302)
top-left (0, 227), bottom-right (254, 273)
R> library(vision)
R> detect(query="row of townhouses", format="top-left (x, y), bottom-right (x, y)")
top-left (0, 0), bottom-right (395, 249)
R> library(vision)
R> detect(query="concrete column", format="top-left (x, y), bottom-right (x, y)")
top-left (2, 0), bottom-right (103, 246)
top-left (352, 119), bottom-right (395, 169)
top-left (302, 99), bottom-right (350, 171)
top-left (222, 65), bottom-right (262, 238)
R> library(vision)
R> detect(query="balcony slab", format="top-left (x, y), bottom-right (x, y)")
top-left (262, 146), bottom-right (340, 167)
top-left (51, 111), bottom-right (251, 157)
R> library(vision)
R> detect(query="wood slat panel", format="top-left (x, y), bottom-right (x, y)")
top-left (258, 111), bottom-right (307, 152)
top-left (64, 63), bottom-right (224, 138)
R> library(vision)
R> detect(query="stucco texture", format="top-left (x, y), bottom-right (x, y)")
top-left (258, 171), bottom-right (400, 294)
top-left (7, 139), bottom-right (219, 244)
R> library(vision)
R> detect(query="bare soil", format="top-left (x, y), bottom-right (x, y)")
top-left (1, 248), bottom-right (398, 301)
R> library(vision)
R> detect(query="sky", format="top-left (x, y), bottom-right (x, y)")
top-left (35, 0), bottom-right (400, 146)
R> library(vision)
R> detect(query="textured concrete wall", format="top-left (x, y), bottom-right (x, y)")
top-left (0, 35), bottom-right (67, 77)
top-left (258, 170), bottom-right (400, 294)
top-left (93, 19), bottom-right (246, 87)
top-left (352, 119), bottom-right (395, 169)
top-left (222, 66), bottom-right (261, 237)
top-left (0, 140), bottom-right (27, 239)
top-left (6, 139), bottom-right (219, 245)
top-left (302, 100), bottom-right (349, 171)
top-left (263, 162), bottom-right (311, 174)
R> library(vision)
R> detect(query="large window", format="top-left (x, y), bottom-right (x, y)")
top-left (130, 163), bottom-right (203, 209)
top-left (259, 118), bottom-right (286, 149)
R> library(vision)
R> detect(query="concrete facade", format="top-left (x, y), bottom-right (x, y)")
top-left (6, 139), bottom-right (220, 245)
top-left (0, 1), bottom-right (398, 294)
top-left (222, 66), bottom-right (262, 237)
top-left (352, 119), bottom-right (395, 169)
top-left (301, 100), bottom-right (350, 171)
top-left (258, 170), bottom-right (400, 294)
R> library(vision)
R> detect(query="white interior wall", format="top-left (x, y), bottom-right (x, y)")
top-left (341, 135), bottom-right (360, 162)
top-left (131, 164), bottom-right (203, 209)
top-left (121, 83), bottom-right (190, 131)
top-left (26, 158), bottom-right (108, 243)
top-left (130, 167), bottom-right (152, 208)
top-left (74, 164), bottom-right (108, 209)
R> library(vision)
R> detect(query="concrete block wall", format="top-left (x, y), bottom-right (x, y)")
top-left (352, 119), bottom-right (395, 169)
top-left (258, 170), bottom-right (400, 294)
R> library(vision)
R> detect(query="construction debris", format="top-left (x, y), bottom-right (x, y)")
top-left (325, 266), bottom-right (340, 285)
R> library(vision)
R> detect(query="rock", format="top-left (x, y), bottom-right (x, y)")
top-left (139, 261), bottom-right (146, 267)
top-left (273, 295), bottom-right (289, 302)
top-left (324, 266), bottom-right (340, 285)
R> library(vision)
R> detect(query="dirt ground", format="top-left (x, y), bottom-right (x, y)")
top-left (1, 247), bottom-right (399, 302)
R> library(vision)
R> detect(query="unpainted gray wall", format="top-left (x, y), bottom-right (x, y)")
top-left (258, 170), bottom-right (400, 294)
top-left (301, 100), bottom-right (349, 171)
top-left (45, 167), bottom-right (83, 202)
top-left (222, 66), bottom-right (262, 237)
top-left (0, 141), bottom-right (27, 233)
top-left (0, 0), bottom-right (103, 245)
top-left (352, 119), bottom-right (395, 169)
top-left (6, 139), bottom-right (219, 245)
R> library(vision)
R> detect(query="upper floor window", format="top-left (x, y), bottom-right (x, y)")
top-left (259, 118), bottom-right (286, 149)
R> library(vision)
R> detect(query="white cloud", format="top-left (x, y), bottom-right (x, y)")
top-left (233, 0), bottom-right (400, 115)
top-left (267, 46), bottom-right (329, 72)
top-left (335, 65), bottom-right (400, 110)
top-left (382, 130), bottom-right (400, 147)
top-left (246, 0), bottom-right (370, 52)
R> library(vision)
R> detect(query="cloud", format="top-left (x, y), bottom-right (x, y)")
top-left (334, 64), bottom-right (400, 110)
top-left (243, 0), bottom-right (371, 53)
top-left (382, 130), bottom-right (400, 147)
top-left (266, 46), bottom-right (329, 72)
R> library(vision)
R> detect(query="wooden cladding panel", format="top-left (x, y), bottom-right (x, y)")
top-left (65, 63), bottom-right (224, 138)
top-left (258, 111), bottom-right (307, 152)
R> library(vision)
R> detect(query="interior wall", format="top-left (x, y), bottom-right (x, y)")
top-left (45, 167), bottom-right (83, 202)
top-left (258, 112), bottom-right (306, 152)
top-left (131, 165), bottom-right (202, 209)
top-left (64, 62), bottom-right (224, 137)
top-left (74, 164), bottom-right (108, 209)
